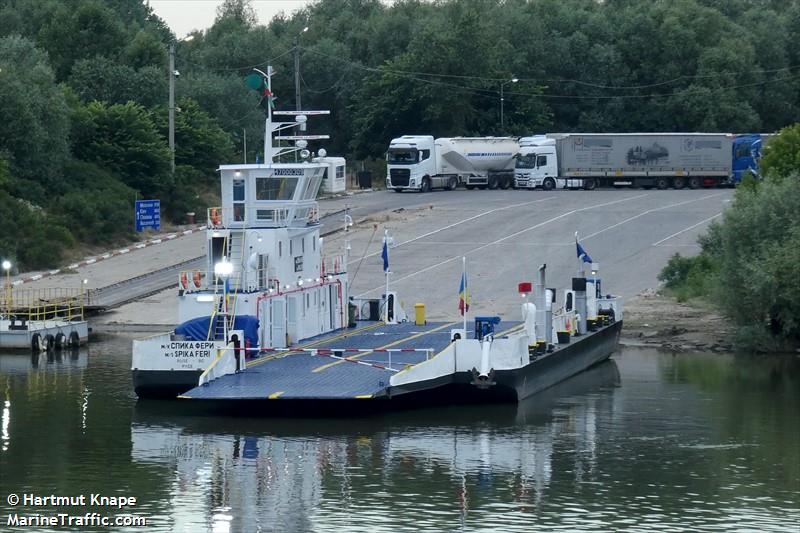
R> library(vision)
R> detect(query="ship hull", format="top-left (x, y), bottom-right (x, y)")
top-left (133, 369), bottom-right (203, 399)
top-left (387, 320), bottom-right (622, 403)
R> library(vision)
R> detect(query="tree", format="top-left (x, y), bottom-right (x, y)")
top-left (759, 123), bottom-right (800, 180)
top-left (0, 35), bottom-right (70, 197)
top-left (39, 1), bottom-right (127, 79)
top-left (216, 0), bottom-right (258, 27)
top-left (70, 101), bottom-right (171, 197)
top-left (69, 56), bottom-right (167, 107)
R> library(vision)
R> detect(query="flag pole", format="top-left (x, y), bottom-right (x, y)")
top-left (575, 231), bottom-right (581, 277)
top-left (462, 256), bottom-right (467, 336)
top-left (384, 229), bottom-right (390, 323)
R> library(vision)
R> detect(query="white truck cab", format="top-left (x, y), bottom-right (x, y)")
top-left (386, 135), bottom-right (441, 192)
top-left (515, 136), bottom-right (559, 190)
top-left (515, 135), bottom-right (589, 190)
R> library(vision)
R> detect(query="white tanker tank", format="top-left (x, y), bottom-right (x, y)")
top-left (386, 135), bottom-right (520, 192)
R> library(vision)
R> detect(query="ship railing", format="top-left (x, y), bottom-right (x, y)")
top-left (552, 310), bottom-right (577, 335)
top-left (4, 287), bottom-right (88, 323)
top-left (178, 268), bottom-right (275, 293)
top-left (321, 254), bottom-right (346, 276)
top-left (207, 201), bottom-right (320, 229)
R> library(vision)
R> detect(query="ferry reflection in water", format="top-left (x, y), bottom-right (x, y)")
top-left (131, 361), bottom-right (621, 532)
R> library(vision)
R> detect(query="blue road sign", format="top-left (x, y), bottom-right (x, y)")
top-left (135, 200), bottom-right (161, 232)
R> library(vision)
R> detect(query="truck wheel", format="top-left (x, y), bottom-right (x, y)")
top-left (542, 177), bottom-right (556, 191)
top-left (394, 188), bottom-right (403, 193)
top-left (447, 177), bottom-right (458, 191)
top-left (688, 176), bottom-right (702, 189)
top-left (582, 178), bottom-right (597, 191)
top-left (655, 177), bottom-right (669, 190)
top-left (672, 176), bottom-right (686, 189)
top-left (499, 175), bottom-right (511, 189)
top-left (487, 175), bottom-right (499, 189)
top-left (420, 178), bottom-right (431, 193)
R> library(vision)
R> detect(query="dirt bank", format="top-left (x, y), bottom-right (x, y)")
top-left (621, 289), bottom-right (734, 353)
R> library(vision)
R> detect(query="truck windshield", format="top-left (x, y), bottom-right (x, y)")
top-left (387, 149), bottom-right (419, 164)
top-left (516, 153), bottom-right (537, 169)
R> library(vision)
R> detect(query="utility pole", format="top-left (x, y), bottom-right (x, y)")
top-left (168, 41), bottom-right (176, 174)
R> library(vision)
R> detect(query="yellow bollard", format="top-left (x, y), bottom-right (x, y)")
top-left (414, 303), bottom-right (426, 326)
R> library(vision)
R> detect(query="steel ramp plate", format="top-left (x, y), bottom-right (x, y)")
top-left (181, 321), bottom-right (522, 401)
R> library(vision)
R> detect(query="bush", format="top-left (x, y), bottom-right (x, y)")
top-left (658, 252), bottom-right (717, 302)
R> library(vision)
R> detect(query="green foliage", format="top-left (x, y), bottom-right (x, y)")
top-left (0, 35), bottom-right (70, 193)
top-left (151, 98), bottom-right (235, 179)
top-left (0, 191), bottom-right (74, 270)
top-left (39, 1), bottom-right (127, 79)
top-left (760, 123), bottom-right (800, 180)
top-left (658, 252), bottom-right (718, 302)
top-left (52, 161), bottom-right (137, 245)
top-left (68, 56), bottom-right (167, 107)
top-left (70, 101), bottom-right (172, 196)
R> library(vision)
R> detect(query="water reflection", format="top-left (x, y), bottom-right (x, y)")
top-left (131, 362), bottom-right (621, 532)
top-left (1, 341), bottom-right (798, 532)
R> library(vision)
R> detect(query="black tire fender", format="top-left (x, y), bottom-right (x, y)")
top-left (31, 333), bottom-right (42, 352)
top-left (69, 331), bottom-right (80, 347)
top-left (54, 332), bottom-right (66, 350)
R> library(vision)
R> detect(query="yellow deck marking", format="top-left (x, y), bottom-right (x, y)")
top-left (312, 322), bottom-right (458, 373)
top-left (268, 391), bottom-right (285, 399)
top-left (247, 321), bottom-right (385, 368)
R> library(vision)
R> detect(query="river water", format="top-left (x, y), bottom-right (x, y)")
top-left (0, 334), bottom-right (798, 532)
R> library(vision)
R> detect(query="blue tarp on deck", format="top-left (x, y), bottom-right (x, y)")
top-left (176, 315), bottom-right (259, 347)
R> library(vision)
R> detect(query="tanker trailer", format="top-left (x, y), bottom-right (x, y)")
top-left (387, 135), bottom-right (519, 192)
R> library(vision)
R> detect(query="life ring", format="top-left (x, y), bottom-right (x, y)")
top-left (192, 271), bottom-right (202, 288)
top-left (180, 272), bottom-right (189, 289)
top-left (210, 208), bottom-right (221, 226)
top-left (54, 332), bottom-right (66, 350)
top-left (69, 331), bottom-right (80, 347)
top-left (31, 333), bottom-right (42, 352)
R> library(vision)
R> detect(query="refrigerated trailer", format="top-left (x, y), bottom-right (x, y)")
top-left (386, 135), bottom-right (518, 192)
top-left (514, 133), bottom-right (764, 190)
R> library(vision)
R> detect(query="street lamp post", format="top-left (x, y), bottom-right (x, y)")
top-left (500, 77), bottom-right (519, 132)
top-left (168, 35), bottom-right (194, 174)
top-left (214, 259), bottom-right (234, 343)
top-left (2, 260), bottom-right (11, 315)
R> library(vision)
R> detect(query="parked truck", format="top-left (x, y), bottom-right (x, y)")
top-left (386, 135), bottom-right (519, 192)
top-left (514, 133), bottom-right (765, 190)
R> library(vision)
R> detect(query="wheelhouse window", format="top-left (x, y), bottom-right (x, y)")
top-left (387, 149), bottom-right (419, 164)
top-left (516, 154), bottom-right (537, 169)
top-left (256, 177), bottom-right (299, 201)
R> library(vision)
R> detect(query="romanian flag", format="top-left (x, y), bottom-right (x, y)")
top-left (458, 271), bottom-right (470, 315)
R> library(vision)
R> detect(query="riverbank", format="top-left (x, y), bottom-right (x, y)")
top-left (621, 289), bottom-right (734, 353)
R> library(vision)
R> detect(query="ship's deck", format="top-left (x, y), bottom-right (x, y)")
top-left (181, 320), bottom-right (522, 401)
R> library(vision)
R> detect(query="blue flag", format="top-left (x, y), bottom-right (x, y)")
top-left (382, 238), bottom-right (389, 272)
top-left (576, 240), bottom-right (593, 264)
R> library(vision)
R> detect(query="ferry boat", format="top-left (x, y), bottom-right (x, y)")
top-left (131, 67), bottom-right (622, 406)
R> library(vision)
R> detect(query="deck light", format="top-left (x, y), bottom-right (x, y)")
top-left (2, 260), bottom-right (10, 271)
top-left (214, 260), bottom-right (234, 278)
top-left (297, 277), bottom-right (304, 286)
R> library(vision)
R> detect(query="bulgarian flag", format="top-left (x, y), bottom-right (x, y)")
top-left (261, 87), bottom-right (277, 109)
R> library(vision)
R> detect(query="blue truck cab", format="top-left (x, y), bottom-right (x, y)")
top-left (731, 134), bottom-right (764, 185)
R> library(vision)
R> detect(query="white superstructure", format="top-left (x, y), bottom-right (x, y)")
top-left (132, 66), bottom-right (350, 390)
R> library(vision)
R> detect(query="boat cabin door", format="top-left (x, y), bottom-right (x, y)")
top-left (270, 299), bottom-right (287, 349)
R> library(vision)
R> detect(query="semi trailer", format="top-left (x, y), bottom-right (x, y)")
top-left (386, 135), bottom-right (518, 192)
top-left (514, 133), bottom-right (765, 190)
